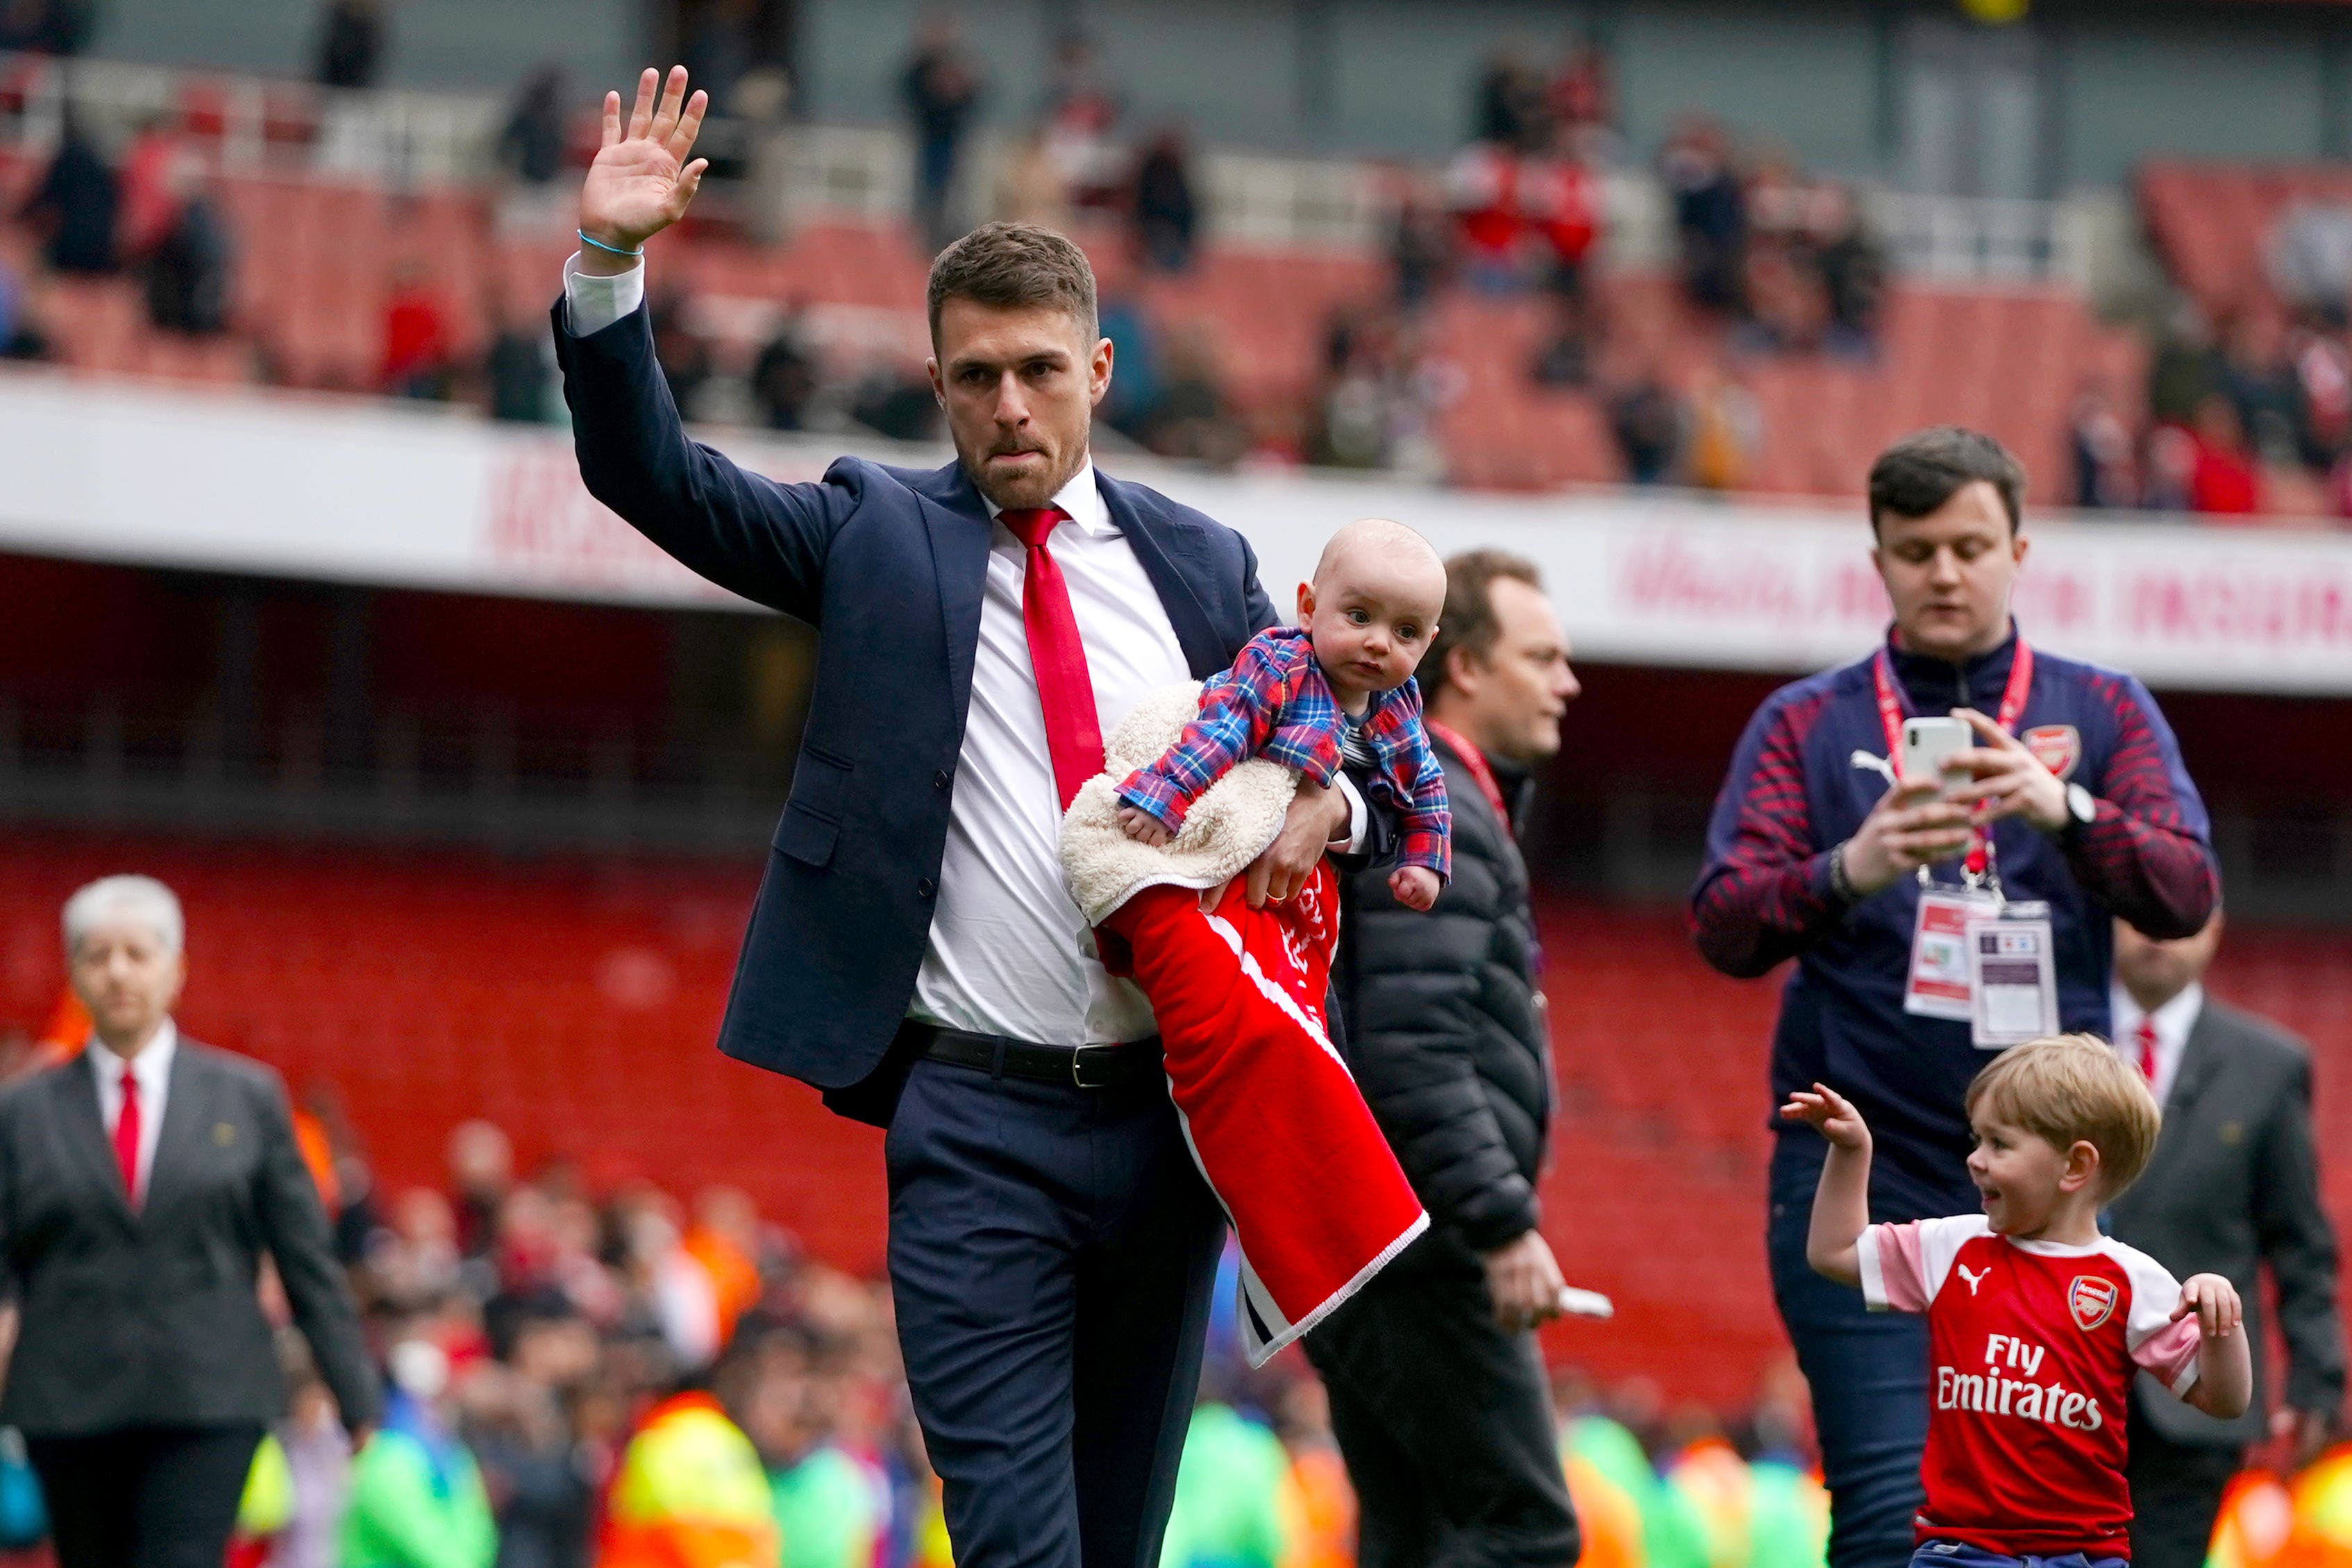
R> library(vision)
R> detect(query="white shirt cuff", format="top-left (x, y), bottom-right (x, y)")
top-left (1332, 773), bottom-right (1368, 854)
top-left (562, 253), bottom-right (645, 337)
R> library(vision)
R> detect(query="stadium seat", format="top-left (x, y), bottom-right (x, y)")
top-left (2140, 159), bottom-right (2352, 322)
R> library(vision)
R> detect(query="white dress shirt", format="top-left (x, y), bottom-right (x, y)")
top-left (2110, 980), bottom-right (2202, 1107)
top-left (904, 462), bottom-right (1187, 1042)
top-left (560, 258), bottom-right (1363, 1045)
top-left (90, 1020), bottom-right (176, 1200)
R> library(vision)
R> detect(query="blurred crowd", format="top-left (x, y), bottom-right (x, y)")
top-left (6, 111), bottom-right (235, 354)
top-left (2070, 201), bottom-right (2352, 523)
top-left (1658, 117), bottom-right (1884, 362)
top-left (0, 1004), bottom-right (1856, 1568)
top-left (28, 8), bottom-right (2352, 521)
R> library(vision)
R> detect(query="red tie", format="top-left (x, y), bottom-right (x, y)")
top-left (999, 506), bottom-right (1105, 811)
top-left (114, 1066), bottom-right (142, 1207)
top-left (2135, 1018), bottom-right (2160, 1087)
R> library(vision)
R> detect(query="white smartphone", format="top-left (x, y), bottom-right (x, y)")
top-left (1899, 715), bottom-right (1973, 789)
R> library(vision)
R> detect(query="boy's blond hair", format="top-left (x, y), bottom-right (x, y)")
top-left (1964, 1034), bottom-right (2162, 1198)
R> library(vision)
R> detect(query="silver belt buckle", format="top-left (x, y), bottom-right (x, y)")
top-left (1070, 1045), bottom-right (1117, 1090)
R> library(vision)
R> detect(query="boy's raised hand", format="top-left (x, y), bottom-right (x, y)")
top-left (1779, 1082), bottom-right (1872, 1150)
top-left (2174, 1273), bottom-right (2244, 1340)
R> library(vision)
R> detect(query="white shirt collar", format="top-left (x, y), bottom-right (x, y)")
top-left (977, 459), bottom-right (1111, 538)
top-left (91, 1018), bottom-right (177, 1097)
top-left (2109, 980), bottom-right (2201, 1104)
top-left (2111, 980), bottom-right (2203, 1051)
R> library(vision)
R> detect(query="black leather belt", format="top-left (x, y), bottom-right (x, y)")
top-left (905, 1023), bottom-right (1163, 1090)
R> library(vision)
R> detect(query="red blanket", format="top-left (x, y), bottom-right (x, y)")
top-left (1101, 866), bottom-right (1429, 1365)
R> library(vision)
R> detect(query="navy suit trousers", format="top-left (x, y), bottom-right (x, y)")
top-left (1769, 1139), bottom-right (1930, 1568)
top-left (886, 1057), bottom-right (1227, 1568)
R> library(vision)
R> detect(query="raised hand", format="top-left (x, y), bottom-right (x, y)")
top-left (1780, 1081), bottom-right (1872, 1150)
top-left (579, 67), bottom-right (710, 258)
top-left (2173, 1273), bottom-right (2244, 1340)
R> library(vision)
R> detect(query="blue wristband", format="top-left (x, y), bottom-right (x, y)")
top-left (577, 229), bottom-right (643, 259)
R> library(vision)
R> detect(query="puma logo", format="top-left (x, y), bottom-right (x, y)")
top-left (1957, 1263), bottom-right (1989, 1296)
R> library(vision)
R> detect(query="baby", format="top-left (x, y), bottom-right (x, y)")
top-left (1117, 517), bottom-right (1452, 911)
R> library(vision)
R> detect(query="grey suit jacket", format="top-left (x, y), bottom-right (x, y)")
top-left (2108, 997), bottom-right (2345, 1448)
top-left (0, 1040), bottom-right (380, 1438)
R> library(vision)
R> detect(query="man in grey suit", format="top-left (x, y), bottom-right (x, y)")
top-left (2106, 911), bottom-right (2344, 1568)
top-left (0, 875), bottom-right (378, 1568)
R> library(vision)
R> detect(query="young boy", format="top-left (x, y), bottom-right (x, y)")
top-left (1116, 517), bottom-right (1452, 910)
top-left (1783, 1035), bottom-right (2251, 1566)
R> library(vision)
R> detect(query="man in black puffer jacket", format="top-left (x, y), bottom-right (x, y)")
top-left (1305, 550), bottom-right (1586, 1568)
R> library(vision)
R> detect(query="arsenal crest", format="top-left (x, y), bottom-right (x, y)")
top-left (2024, 724), bottom-right (2081, 780)
top-left (2069, 1274), bottom-right (2119, 1331)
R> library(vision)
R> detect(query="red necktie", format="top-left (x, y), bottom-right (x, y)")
top-left (114, 1066), bottom-right (142, 1207)
top-left (999, 506), bottom-right (1104, 811)
top-left (2135, 1018), bottom-right (2160, 1087)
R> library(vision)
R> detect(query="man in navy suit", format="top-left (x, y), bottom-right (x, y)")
top-left (554, 68), bottom-right (1386, 1568)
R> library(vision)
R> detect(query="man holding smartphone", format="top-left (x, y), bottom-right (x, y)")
top-left (1689, 427), bottom-right (2219, 1568)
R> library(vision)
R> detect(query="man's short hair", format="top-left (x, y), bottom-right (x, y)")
top-left (1965, 1034), bottom-right (2161, 1199)
top-left (1422, 550), bottom-right (1544, 702)
top-left (925, 221), bottom-right (1099, 351)
top-left (62, 874), bottom-right (184, 956)
top-left (1867, 426), bottom-right (2026, 537)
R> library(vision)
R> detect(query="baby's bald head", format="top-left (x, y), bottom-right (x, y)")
top-left (1313, 518), bottom-right (1447, 614)
top-left (1298, 518), bottom-right (1449, 703)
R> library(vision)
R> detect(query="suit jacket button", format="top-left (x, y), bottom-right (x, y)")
top-left (933, 770), bottom-right (950, 791)
top-left (917, 877), bottom-right (937, 899)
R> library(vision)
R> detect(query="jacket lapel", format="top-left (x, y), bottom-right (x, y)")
top-left (56, 1058), bottom-right (136, 1228)
top-left (2166, 1001), bottom-right (2227, 1120)
top-left (142, 1047), bottom-right (212, 1220)
top-left (1098, 472), bottom-right (1229, 677)
top-left (911, 462), bottom-right (993, 718)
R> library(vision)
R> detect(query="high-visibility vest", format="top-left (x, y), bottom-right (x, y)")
top-left (598, 1394), bottom-right (780, 1568)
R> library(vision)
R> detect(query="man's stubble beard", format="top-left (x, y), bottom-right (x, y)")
top-left (960, 434), bottom-right (1093, 514)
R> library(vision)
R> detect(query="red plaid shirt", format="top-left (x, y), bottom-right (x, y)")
top-left (1118, 627), bottom-right (1451, 879)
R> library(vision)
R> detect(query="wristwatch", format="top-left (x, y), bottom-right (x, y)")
top-left (2059, 783), bottom-right (2097, 841)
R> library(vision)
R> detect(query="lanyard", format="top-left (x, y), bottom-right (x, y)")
top-left (1870, 637), bottom-right (2035, 887)
top-left (1425, 720), bottom-right (1511, 832)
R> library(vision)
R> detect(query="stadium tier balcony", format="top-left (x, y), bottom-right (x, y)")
top-left (0, 49), bottom-right (2207, 517)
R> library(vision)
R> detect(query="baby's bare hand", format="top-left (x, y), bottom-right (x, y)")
top-left (1118, 807), bottom-right (1173, 848)
top-left (1390, 866), bottom-right (1442, 911)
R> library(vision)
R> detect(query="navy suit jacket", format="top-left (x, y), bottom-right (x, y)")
top-left (554, 300), bottom-right (1364, 1099)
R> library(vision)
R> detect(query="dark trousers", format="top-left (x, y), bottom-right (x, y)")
top-left (2125, 1398), bottom-right (2240, 1568)
top-left (1302, 1231), bottom-right (1581, 1568)
top-left (1770, 1143), bottom-right (1930, 1568)
top-left (886, 1056), bottom-right (1226, 1568)
top-left (26, 1424), bottom-right (262, 1568)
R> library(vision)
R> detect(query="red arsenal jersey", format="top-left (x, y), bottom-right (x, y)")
top-left (1860, 1216), bottom-right (2203, 1556)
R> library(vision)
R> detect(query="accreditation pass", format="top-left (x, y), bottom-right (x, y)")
top-left (1965, 907), bottom-right (2059, 1049)
top-left (1902, 888), bottom-right (2000, 1022)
